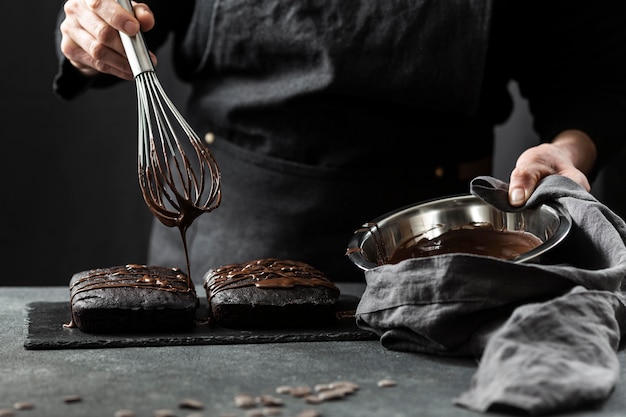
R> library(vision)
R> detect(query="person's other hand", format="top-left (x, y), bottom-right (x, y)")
top-left (508, 129), bottom-right (596, 206)
top-left (60, 0), bottom-right (156, 80)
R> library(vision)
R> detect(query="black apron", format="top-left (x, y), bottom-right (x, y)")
top-left (149, 0), bottom-right (495, 282)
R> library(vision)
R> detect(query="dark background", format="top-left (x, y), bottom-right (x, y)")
top-left (1, 2), bottom-right (624, 286)
top-left (2, 1), bottom-right (187, 286)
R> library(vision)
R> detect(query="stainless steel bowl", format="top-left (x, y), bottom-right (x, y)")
top-left (346, 194), bottom-right (571, 271)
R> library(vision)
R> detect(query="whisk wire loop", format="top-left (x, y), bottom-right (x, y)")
top-left (136, 71), bottom-right (221, 230)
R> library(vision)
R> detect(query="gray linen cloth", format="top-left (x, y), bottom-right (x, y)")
top-left (355, 175), bottom-right (626, 415)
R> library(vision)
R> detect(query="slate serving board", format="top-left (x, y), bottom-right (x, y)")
top-left (24, 296), bottom-right (376, 350)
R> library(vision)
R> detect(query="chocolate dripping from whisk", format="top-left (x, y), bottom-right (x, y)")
top-left (137, 80), bottom-right (221, 287)
top-left (138, 150), bottom-right (221, 288)
top-left (116, 0), bottom-right (222, 287)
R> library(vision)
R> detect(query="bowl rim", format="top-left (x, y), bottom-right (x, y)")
top-left (346, 194), bottom-right (572, 271)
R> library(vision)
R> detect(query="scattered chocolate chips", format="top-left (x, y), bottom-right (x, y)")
top-left (316, 389), bottom-right (347, 402)
top-left (304, 380), bottom-right (359, 403)
top-left (31, 376), bottom-right (394, 417)
top-left (328, 381), bottom-right (359, 392)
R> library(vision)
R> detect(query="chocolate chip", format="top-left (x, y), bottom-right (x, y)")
top-left (63, 395), bottom-right (82, 403)
top-left (234, 394), bottom-right (257, 409)
top-left (13, 402), bottom-right (34, 411)
top-left (377, 379), bottom-right (397, 388)
top-left (178, 398), bottom-right (204, 410)
top-left (275, 386), bottom-right (293, 395)
top-left (313, 384), bottom-right (331, 392)
top-left (256, 395), bottom-right (284, 407)
top-left (317, 388), bottom-right (349, 401)
top-left (304, 395), bottom-right (323, 405)
top-left (289, 386), bottom-right (312, 398)
top-left (0, 409), bottom-right (15, 417)
top-left (328, 381), bottom-right (359, 392)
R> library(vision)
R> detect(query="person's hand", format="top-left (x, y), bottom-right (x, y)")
top-left (508, 129), bottom-right (596, 206)
top-left (60, 0), bottom-right (156, 80)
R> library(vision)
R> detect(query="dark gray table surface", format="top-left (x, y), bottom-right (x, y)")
top-left (2, 285), bottom-right (626, 417)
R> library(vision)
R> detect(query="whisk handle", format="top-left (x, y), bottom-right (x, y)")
top-left (116, 0), bottom-right (154, 76)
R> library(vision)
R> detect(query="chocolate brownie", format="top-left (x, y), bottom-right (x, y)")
top-left (204, 258), bottom-right (340, 328)
top-left (66, 264), bottom-right (199, 333)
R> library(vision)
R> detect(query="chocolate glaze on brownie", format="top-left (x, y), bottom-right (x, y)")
top-left (204, 258), bottom-right (340, 328)
top-left (66, 264), bottom-right (198, 333)
top-left (68, 264), bottom-right (192, 298)
top-left (207, 258), bottom-right (339, 298)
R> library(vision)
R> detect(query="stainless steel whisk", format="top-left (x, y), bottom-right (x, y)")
top-left (116, 0), bottom-right (221, 279)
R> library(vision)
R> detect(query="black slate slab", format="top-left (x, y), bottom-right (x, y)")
top-left (24, 296), bottom-right (376, 350)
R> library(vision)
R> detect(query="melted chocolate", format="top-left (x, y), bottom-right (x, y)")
top-left (69, 264), bottom-right (192, 297)
top-left (205, 258), bottom-right (340, 300)
top-left (388, 223), bottom-right (543, 263)
top-left (139, 167), bottom-right (204, 288)
top-left (138, 143), bottom-right (221, 288)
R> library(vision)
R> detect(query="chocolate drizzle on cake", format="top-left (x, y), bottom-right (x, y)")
top-left (64, 264), bottom-right (193, 329)
top-left (205, 258), bottom-right (339, 300)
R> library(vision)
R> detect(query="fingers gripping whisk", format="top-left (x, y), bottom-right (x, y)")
top-left (136, 73), bottom-right (221, 229)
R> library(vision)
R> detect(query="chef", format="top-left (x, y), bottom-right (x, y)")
top-left (54, 0), bottom-right (626, 282)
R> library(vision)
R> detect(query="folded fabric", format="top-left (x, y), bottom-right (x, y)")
top-left (355, 175), bottom-right (626, 415)
top-left (455, 286), bottom-right (626, 415)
